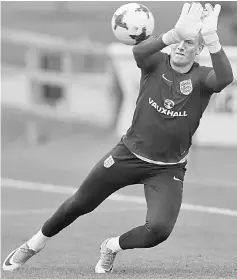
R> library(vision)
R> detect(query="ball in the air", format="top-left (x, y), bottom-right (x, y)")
top-left (111, 3), bottom-right (155, 45)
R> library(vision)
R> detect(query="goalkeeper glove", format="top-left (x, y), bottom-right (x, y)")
top-left (163, 2), bottom-right (203, 45)
top-left (201, 3), bottom-right (222, 53)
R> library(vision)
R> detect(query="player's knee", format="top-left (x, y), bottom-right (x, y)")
top-left (146, 222), bottom-right (173, 247)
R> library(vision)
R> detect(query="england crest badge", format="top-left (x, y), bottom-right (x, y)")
top-left (104, 155), bottom-right (115, 168)
top-left (179, 79), bottom-right (193, 95)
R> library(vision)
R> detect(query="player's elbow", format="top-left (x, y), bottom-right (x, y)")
top-left (217, 74), bottom-right (234, 92)
top-left (227, 73), bottom-right (234, 86)
top-left (226, 69), bottom-right (234, 85)
top-left (224, 70), bottom-right (234, 86)
top-left (222, 76), bottom-right (234, 89)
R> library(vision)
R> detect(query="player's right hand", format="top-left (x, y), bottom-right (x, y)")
top-left (174, 2), bottom-right (203, 40)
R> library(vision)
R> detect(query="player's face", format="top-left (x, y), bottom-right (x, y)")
top-left (170, 35), bottom-right (203, 67)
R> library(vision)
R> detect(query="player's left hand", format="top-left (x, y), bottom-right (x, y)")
top-left (201, 3), bottom-right (221, 52)
top-left (201, 3), bottom-right (221, 36)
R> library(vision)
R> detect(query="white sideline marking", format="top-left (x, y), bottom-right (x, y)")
top-left (1, 178), bottom-right (237, 217)
top-left (1, 209), bottom-right (55, 216)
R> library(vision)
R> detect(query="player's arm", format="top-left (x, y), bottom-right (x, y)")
top-left (201, 4), bottom-right (234, 92)
top-left (132, 35), bottom-right (167, 69)
top-left (133, 3), bottom-right (203, 69)
top-left (204, 49), bottom-right (233, 92)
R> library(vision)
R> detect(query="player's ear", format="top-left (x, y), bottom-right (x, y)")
top-left (196, 43), bottom-right (204, 56)
top-left (196, 34), bottom-right (204, 56)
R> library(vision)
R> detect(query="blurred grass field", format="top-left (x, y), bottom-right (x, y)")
top-left (1, 185), bottom-right (237, 279)
top-left (1, 1), bottom-right (237, 278)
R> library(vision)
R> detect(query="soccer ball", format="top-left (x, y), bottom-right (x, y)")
top-left (111, 3), bottom-right (155, 45)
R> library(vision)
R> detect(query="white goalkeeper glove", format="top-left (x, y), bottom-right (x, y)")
top-left (163, 2), bottom-right (203, 45)
top-left (201, 3), bottom-right (222, 53)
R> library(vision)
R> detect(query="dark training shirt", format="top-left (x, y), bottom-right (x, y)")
top-left (123, 36), bottom-right (233, 164)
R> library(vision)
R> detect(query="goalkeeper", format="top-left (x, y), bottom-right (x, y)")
top-left (3, 2), bottom-right (233, 274)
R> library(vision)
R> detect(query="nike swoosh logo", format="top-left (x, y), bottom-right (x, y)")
top-left (4, 250), bottom-right (16, 266)
top-left (173, 176), bottom-right (183, 183)
top-left (162, 74), bottom-right (173, 83)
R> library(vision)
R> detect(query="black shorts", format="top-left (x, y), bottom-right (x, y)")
top-left (73, 140), bottom-right (187, 212)
top-left (96, 139), bottom-right (187, 186)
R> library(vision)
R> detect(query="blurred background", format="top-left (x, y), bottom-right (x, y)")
top-left (1, 1), bottom-right (237, 182)
top-left (1, 2), bottom-right (237, 278)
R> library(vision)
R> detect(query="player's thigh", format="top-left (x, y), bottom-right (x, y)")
top-left (74, 141), bottom-right (142, 207)
top-left (144, 171), bottom-right (184, 229)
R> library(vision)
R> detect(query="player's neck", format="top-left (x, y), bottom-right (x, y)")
top-left (170, 60), bottom-right (194, 74)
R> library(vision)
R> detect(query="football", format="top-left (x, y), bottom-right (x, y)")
top-left (111, 3), bottom-right (155, 45)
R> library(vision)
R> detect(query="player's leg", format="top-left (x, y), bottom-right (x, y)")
top-left (119, 171), bottom-right (184, 249)
top-left (2, 141), bottom-right (143, 271)
top-left (95, 166), bottom-right (185, 273)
